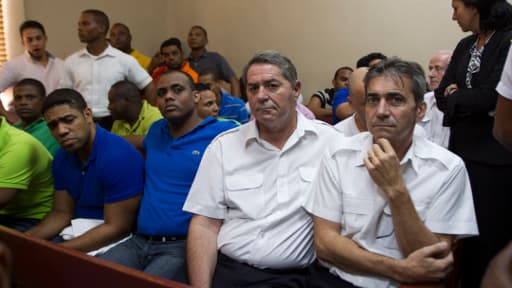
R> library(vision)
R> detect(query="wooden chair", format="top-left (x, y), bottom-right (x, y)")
top-left (0, 227), bottom-right (189, 288)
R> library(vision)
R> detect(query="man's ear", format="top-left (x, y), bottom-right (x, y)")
top-left (83, 107), bottom-right (94, 124)
top-left (193, 91), bottom-right (201, 104)
top-left (415, 101), bottom-right (427, 123)
top-left (293, 80), bottom-right (302, 101)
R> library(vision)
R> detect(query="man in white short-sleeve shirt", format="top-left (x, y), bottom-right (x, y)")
top-left (183, 51), bottom-right (341, 288)
top-left (59, 9), bottom-right (153, 130)
top-left (305, 58), bottom-right (478, 288)
top-left (0, 20), bottom-right (64, 124)
top-left (494, 46), bottom-right (512, 151)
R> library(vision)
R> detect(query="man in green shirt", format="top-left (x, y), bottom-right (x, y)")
top-left (13, 78), bottom-right (59, 155)
top-left (108, 80), bottom-right (162, 150)
top-left (0, 115), bottom-right (54, 231)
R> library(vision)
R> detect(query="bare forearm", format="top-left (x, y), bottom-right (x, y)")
top-left (335, 103), bottom-right (354, 120)
top-left (26, 211), bottom-right (72, 240)
top-left (388, 187), bottom-right (442, 256)
top-left (60, 223), bottom-right (130, 253)
top-left (187, 216), bottom-right (221, 288)
top-left (316, 229), bottom-right (403, 282)
top-left (123, 135), bottom-right (144, 151)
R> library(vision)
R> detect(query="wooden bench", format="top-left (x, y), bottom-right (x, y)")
top-left (0, 227), bottom-right (189, 288)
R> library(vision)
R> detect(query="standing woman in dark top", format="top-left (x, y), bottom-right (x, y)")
top-left (435, 0), bottom-right (512, 286)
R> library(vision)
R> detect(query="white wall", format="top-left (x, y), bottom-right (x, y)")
top-left (18, 0), bottom-right (469, 101)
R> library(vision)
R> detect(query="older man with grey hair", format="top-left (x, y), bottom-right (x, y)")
top-left (183, 50), bottom-right (341, 287)
top-left (305, 58), bottom-right (478, 288)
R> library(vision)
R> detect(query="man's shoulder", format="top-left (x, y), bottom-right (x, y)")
top-left (414, 136), bottom-right (464, 171)
top-left (222, 93), bottom-right (245, 105)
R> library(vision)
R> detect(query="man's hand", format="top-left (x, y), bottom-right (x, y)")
top-left (398, 242), bottom-right (453, 284)
top-left (364, 138), bottom-right (407, 198)
top-left (444, 84), bottom-right (458, 97)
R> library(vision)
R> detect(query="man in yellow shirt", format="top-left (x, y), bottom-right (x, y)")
top-left (109, 23), bottom-right (151, 70)
top-left (108, 80), bottom-right (162, 150)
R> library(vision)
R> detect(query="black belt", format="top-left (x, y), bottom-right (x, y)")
top-left (138, 234), bottom-right (186, 242)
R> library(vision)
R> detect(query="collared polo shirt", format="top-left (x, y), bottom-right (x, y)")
top-left (183, 114), bottom-right (341, 269)
top-left (14, 118), bottom-right (60, 156)
top-left (0, 51), bottom-right (64, 94)
top-left (59, 44), bottom-right (152, 117)
top-left (111, 101), bottom-right (162, 136)
top-left (137, 117), bottom-right (237, 236)
top-left (52, 125), bottom-right (144, 219)
top-left (304, 132), bottom-right (479, 288)
top-left (0, 116), bottom-right (53, 220)
top-left (219, 91), bottom-right (249, 124)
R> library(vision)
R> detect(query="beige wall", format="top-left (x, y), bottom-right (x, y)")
top-left (19, 0), bottom-right (468, 101)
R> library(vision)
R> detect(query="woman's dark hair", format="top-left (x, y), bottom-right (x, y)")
top-left (463, 0), bottom-right (512, 31)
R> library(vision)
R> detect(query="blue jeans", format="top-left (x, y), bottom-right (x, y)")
top-left (98, 234), bottom-right (187, 282)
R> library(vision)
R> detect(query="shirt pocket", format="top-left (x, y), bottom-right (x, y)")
top-left (298, 167), bottom-right (316, 201)
top-left (225, 174), bottom-right (264, 219)
top-left (376, 205), bottom-right (428, 251)
top-left (342, 196), bottom-right (373, 236)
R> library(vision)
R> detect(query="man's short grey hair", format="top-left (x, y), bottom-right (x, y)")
top-left (242, 50), bottom-right (298, 87)
top-left (364, 57), bottom-right (427, 107)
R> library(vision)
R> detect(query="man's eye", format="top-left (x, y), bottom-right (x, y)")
top-left (156, 88), bottom-right (168, 97)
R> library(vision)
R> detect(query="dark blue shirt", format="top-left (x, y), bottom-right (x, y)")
top-left (332, 87), bottom-right (350, 124)
top-left (52, 125), bottom-right (144, 219)
top-left (219, 91), bottom-right (249, 124)
top-left (137, 117), bottom-right (237, 236)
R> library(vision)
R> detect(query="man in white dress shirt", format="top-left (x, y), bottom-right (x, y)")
top-left (0, 20), bottom-right (64, 123)
top-left (305, 58), bottom-right (478, 288)
top-left (418, 50), bottom-right (452, 148)
top-left (59, 9), bottom-right (153, 130)
top-left (183, 50), bottom-right (340, 288)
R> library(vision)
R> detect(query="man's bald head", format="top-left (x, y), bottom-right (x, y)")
top-left (348, 67), bottom-right (369, 122)
top-left (428, 50), bottom-right (452, 91)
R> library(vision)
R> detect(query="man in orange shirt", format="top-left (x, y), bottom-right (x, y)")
top-left (150, 38), bottom-right (198, 84)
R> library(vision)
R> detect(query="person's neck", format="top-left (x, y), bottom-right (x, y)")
top-left (354, 113), bottom-right (367, 132)
top-left (20, 117), bottom-right (40, 128)
top-left (121, 46), bottom-right (133, 54)
top-left (127, 103), bottom-right (142, 126)
top-left (78, 124), bottom-right (96, 163)
top-left (389, 138), bottom-right (412, 161)
top-left (167, 112), bottom-right (203, 139)
top-left (477, 30), bottom-right (495, 48)
top-left (257, 113), bottom-right (297, 150)
top-left (189, 48), bottom-right (206, 60)
top-left (86, 39), bottom-right (109, 56)
top-left (31, 51), bottom-right (49, 67)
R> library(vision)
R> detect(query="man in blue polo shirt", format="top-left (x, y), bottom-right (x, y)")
top-left (99, 70), bottom-right (237, 281)
top-left (198, 70), bottom-right (249, 124)
top-left (26, 88), bottom-right (144, 254)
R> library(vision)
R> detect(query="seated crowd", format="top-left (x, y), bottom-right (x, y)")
top-left (0, 2), bottom-right (511, 288)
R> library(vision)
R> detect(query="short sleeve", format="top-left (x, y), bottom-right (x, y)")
top-left (215, 53), bottom-right (236, 82)
top-left (0, 140), bottom-right (35, 190)
top-left (303, 151), bottom-right (343, 223)
top-left (183, 138), bottom-right (227, 219)
top-left (0, 60), bottom-right (19, 92)
top-left (125, 56), bottom-right (152, 90)
top-left (496, 45), bottom-right (512, 100)
top-left (100, 142), bottom-right (145, 203)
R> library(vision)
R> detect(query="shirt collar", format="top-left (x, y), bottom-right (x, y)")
top-left (241, 113), bottom-right (320, 149)
top-left (78, 44), bottom-right (116, 59)
top-left (14, 117), bottom-right (45, 130)
top-left (159, 116), bottom-right (217, 140)
top-left (0, 116), bottom-right (8, 148)
top-left (351, 132), bottom-right (421, 174)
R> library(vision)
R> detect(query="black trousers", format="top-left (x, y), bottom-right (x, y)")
top-left (460, 161), bottom-right (512, 288)
top-left (212, 253), bottom-right (309, 288)
top-left (307, 260), bottom-right (359, 288)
